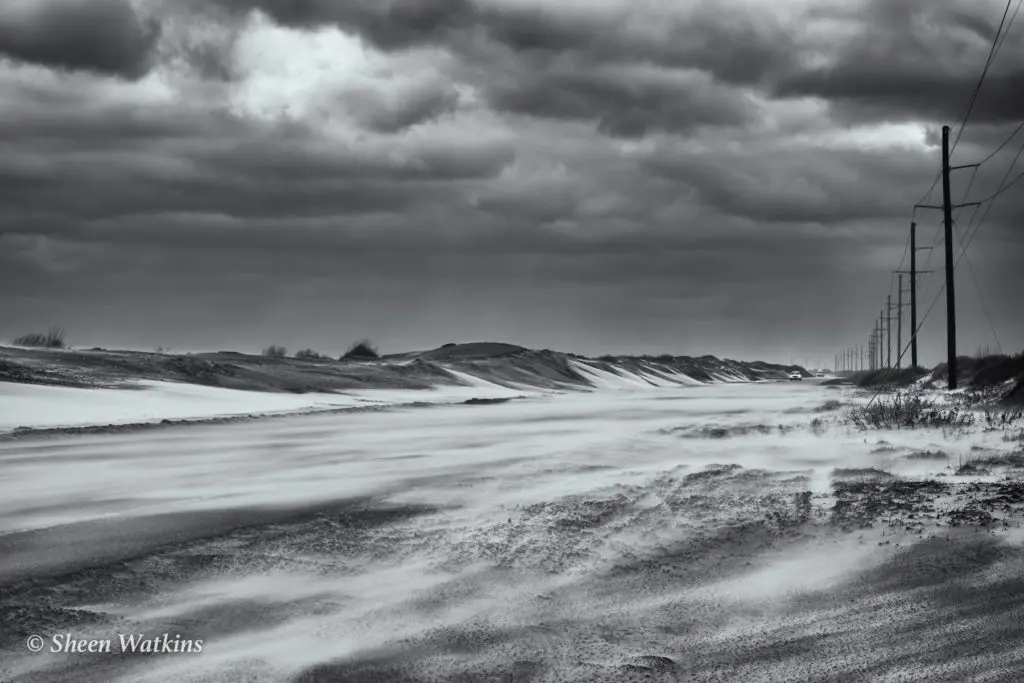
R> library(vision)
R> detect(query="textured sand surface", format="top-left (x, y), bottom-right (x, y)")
top-left (3, 381), bottom-right (1024, 682)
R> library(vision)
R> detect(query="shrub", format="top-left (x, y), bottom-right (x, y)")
top-left (847, 392), bottom-right (975, 430)
top-left (982, 408), bottom-right (1024, 430)
top-left (13, 326), bottom-right (67, 349)
top-left (342, 339), bottom-right (379, 360)
top-left (295, 348), bottom-right (327, 360)
top-left (262, 344), bottom-right (287, 359)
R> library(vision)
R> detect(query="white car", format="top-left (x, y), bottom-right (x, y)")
top-left (788, 371), bottom-right (803, 381)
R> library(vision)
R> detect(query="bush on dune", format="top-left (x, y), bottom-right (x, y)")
top-left (847, 392), bottom-right (975, 430)
top-left (262, 344), bottom-right (287, 359)
top-left (13, 326), bottom-right (67, 349)
top-left (294, 348), bottom-right (328, 360)
top-left (342, 339), bottom-right (379, 360)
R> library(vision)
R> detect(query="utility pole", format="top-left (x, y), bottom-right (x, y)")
top-left (874, 330), bottom-right (880, 370)
top-left (886, 295), bottom-right (893, 369)
top-left (896, 274), bottom-right (904, 369)
top-left (914, 135), bottom-right (979, 384)
top-left (941, 125), bottom-right (958, 389)
top-left (910, 222), bottom-right (919, 368)
top-left (896, 226), bottom-right (932, 369)
top-left (879, 310), bottom-right (885, 370)
top-left (886, 294), bottom-right (904, 370)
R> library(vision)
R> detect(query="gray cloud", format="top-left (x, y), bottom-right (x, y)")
top-left (0, 0), bottom-right (1022, 361)
top-left (486, 62), bottom-right (757, 137)
top-left (203, 0), bottom-right (475, 49)
top-left (0, 0), bottom-right (161, 80)
top-left (335, 77), bottom-right (461, 133)
top-left (775, 0), bottom-right (1024, 124)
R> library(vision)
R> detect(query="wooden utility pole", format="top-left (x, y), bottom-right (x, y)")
top-left (874, 329), bottom-right (880, 370)
top-left (897, 275), bottom-right (904, 369)
top-left (896, 228), bottom-right (931, 370)
top-left (914, 133), bottom-right (980, 385)
top-left (910, 222), bottom-right (918, 368)
top-left (886, 295), bottom-right (893, 369)
top-left (941, 125), bottom-right (957, 389)
top-left (886, 295), bottom-right (904, 369)
top-left (880, 313), bottom-right (888, 370)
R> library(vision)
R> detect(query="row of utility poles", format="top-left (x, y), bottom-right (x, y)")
top-left (837, 125), bottom-right (973, 388)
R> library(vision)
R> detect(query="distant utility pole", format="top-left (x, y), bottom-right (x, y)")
top-left (870, 328), bottom-right (878, 371)
top-left (886, 293), bottom-right (905, 370)
top-left (896, 224), bottom-right (932, 370)
top-left (886, 295), bottom-right (893, 369)
top-left (878, 310), bottom-right (885, 370)
top-left (909, 221), bottom-right (920, 369)
top-left (896, 275), bottom-right (904, 369)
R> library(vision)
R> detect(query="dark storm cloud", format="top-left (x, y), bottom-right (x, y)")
top-left (641, 141), bottom-right (936, 225)
top-left (205, 0), bottom-right (795, 87)
top-left (477, 3), bottom-right (798, 88)
top-left (775, 0), bottom-right (1024, 124)
top-left (203, 0), bottom-right (475, 49)
top-left (487, 63), bottom-right (756, 138)
top-left (0, 140), bottom-right (511, 222)
top-left (0, 0), bottom-right (161, 80)
top-left (199, 0), bottom-right (788, 134)
top-left (0, 76), bottom-right (515, 221)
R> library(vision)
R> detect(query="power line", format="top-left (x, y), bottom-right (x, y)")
top-left (949, 0), bottom-right (1016, 156)
top-left (866, 276), bottom-right (948, 407)
top-left (977, 120), bottom-right (1024, 166)
top-left (976, 166), bottom-right (1024, 204)
top-left (956, 133), bottom-right (1024, 263)
top-left (992, 0), bottom-right (1024, 62)
top-left (962, 249), bottom-right (1003, 354)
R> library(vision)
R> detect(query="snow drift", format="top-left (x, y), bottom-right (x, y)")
top-left (0, 343), bottom-right (804, 434)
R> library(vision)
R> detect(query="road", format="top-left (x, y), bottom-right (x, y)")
top-left (2, 380), bottom-right (1023, 682)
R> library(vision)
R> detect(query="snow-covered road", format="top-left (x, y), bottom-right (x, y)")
top-left (3, 380), bottom-right (1024, 682)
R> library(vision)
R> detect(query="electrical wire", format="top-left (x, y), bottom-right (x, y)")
top-left (956, 134), bottom-right (1024, 263)
top-left (949, 0), bottom-right (1015, 156)
top-left (962, 249), bottom-right (1004, 354)
top-left (977, 120), bottom-right (1024, 166)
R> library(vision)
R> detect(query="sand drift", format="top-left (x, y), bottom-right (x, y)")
top-left (0, 342), bottom-right (804, 436)
top-left (3, 377), bottom-right (1024, 681)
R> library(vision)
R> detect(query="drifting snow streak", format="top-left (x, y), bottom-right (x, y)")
top-left (5, 382), bottom-right (1024, 682)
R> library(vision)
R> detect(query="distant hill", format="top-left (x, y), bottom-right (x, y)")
top-left (0, 342), bottom-right (806, 394)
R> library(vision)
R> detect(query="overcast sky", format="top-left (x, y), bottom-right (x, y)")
top-left (1, 0), bottom-right (1022, 364)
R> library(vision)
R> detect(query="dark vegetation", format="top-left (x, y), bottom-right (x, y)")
top-left (342, 339), bottom-right (380, 360)
top-left (847, 393), bottom-right (976, 430)
top-left (13, 326), bottom-right (67, 349)
top-left (823, 352), bottom-right (1024, 405)
top-left (261, 344), bottom-right (287, 359)
top-left (294, 349), bottom-right (330, 361)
